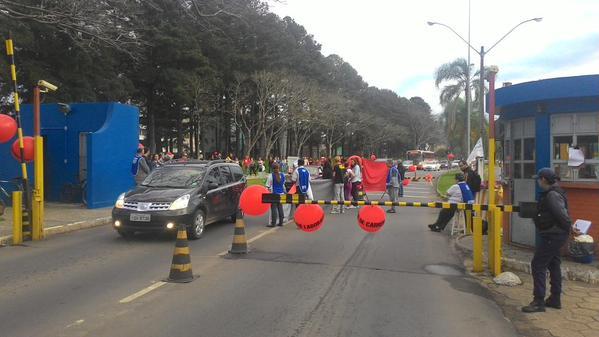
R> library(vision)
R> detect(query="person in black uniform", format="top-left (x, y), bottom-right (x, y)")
top-left (522, 168), bottom-right (580, 313)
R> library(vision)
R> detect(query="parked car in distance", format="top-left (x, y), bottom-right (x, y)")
top-left (440, 161), bottom-right (449, 169)
top-left (112, 160), bottom-right (245, 239)
top-left (422, 161), bottom-right (441, 171)
top-left (451, 160), bottom-right (461, 168)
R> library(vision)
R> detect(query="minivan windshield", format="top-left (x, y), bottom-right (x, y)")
top-left (142, 167), bottom-right (206, 188)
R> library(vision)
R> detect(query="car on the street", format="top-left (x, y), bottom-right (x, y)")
top-left (402, 160), bottom-right (414, 168)
top-left (422, 161), bottom-right (441, 171)
top-left (451, 160), bottom-right (461, 168)
top-left (112, 160), bottom-right (246, 239)
top-left (440, 161), bottom-right (449, 169)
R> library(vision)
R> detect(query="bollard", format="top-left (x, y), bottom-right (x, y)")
top-left (492, 208), bottom-right (503, 276)
top-left (472, 215), bottom-right (483, 273)
top-left (12, 191), bottom-right (23, 245)
top-left (32, 135), bottom-right (44, 240)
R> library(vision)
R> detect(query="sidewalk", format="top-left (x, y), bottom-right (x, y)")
top-left (456, 235), bottom-right (599, 284)
top-left (0, 202), bottom-right (112, 246)
top-left (455, 235), bottom-right (599, 337)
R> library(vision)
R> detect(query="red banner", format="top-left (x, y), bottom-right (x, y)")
top-left (348, 156), bottom-right (388, 193)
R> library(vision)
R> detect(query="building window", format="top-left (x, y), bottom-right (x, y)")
top-left (551, 113), bottom-right (599, 181)
top-left (506, 118), bottom-right (535, 179)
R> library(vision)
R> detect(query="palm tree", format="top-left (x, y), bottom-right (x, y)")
top-left (435, 58), bottom-right (488, 156)
top-left (434, 58), bottom-right (480, 128)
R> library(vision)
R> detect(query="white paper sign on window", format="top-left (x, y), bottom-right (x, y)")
top-left (568, 147), bottom-right (585, 167)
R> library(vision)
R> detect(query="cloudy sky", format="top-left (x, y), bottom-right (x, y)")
top-left (268, 0), bottom-right (599, 114)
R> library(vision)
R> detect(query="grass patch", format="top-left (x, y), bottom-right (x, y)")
top-left (436, 170), bottom-right (460, 198)
top-left (246, 177), bottom-right (266, 186)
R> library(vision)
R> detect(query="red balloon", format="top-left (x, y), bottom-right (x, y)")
top-left (409, 165), bottom-right (417, 172)
top-left (402, 178), bottom-right (411, 186)
top-left (447, 153), bottom-right (455, 160)
top-left (0, 114), bottom-right (17, 143)
top-left (358, 205), bottom-right (386, 233)
top-left (239, 185), bottom-right (270, 216)
top-left (11, 136), bottom-right (35, 162)
top-left (294, 204), bottom-right (324, 233)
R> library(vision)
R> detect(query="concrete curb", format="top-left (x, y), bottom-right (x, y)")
top-left (454, 234), bottom-right (599, 285)
top-left (0, 216), bottom-right (112, 247)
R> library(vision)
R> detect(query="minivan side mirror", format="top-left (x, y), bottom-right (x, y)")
top-left (207, 182), bottom-right (219, 190)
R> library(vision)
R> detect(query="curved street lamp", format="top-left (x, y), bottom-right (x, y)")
top-left (428, 17), bottom-right (542, 149)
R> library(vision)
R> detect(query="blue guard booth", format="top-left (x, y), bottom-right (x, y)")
top-left (0, 103), bottom-right (139, 208)
top-left (496, 75), bottom-right (599, 247)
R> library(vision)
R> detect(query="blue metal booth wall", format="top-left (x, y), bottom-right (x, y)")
top-left (0, 103), bottom-right (139, 208)
top-left (496, 75), bottom-right (599, 171)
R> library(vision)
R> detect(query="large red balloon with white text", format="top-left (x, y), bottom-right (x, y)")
top-left (358, 205), bottom-right (386, 233)
top-left (294, 204), bottom-right (324, 233)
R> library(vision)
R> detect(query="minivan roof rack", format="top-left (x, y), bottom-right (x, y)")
top-left (165, 159), bottom-right (227, 165)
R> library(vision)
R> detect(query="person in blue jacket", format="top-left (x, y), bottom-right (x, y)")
top-left (428, 173), bottom-right (474, 232)
top-left (265, 163), bottom-right (286, 227)
top-left (292, 158), bottom-right (313, 200)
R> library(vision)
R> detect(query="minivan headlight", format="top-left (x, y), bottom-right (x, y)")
top-left (115, 193), bottom-right (126, 209)
top-left (169, 194), bottom-right (190, 210)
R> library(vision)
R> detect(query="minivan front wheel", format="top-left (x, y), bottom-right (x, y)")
top-left (188, 209), bottom-right (206, 240)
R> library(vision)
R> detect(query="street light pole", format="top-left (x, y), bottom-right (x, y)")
top-left (479, 46), bottom-right (485, 146)
top-left (466, 0), bottom-right (471, 154)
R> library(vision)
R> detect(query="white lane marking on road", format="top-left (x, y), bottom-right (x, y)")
top-left (119, 281), bottom-right (167, 304)
top-left (46, 225), bottom-right (64, 230)
top-left (217, 225), bottom-right (281, 256)
top-left (66, 319), bottom-right (85, 328)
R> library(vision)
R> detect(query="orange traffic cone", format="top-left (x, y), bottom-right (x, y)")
top-left (166, 225), bottom-right (196, 283)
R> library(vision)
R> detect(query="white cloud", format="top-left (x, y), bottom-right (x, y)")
top-left (268, 0), bottom-right (599, 114)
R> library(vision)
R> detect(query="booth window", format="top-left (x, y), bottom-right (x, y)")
top-left (507, 118), bottom-right (535, 179)
top-left (551, 113), bottom-right (599, 181)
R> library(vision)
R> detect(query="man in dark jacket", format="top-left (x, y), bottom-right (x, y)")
top-left (522, 168), bottom-right (580, 313)
top-left (459, 160), bottom-right (481, 199)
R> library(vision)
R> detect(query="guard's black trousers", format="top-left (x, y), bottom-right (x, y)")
top-left (531, 233), bottom-right (569, 300)
top-left (433, 209), bottom-right (456, 230)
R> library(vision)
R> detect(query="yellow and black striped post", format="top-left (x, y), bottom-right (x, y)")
top-left (166, 225), bottom-right (195, 283)
top-left (229, 209), bottom-right (249, 254)
top-left (5, 33), bottom-right (32, 232)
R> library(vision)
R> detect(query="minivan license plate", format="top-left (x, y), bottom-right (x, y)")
top-left (130, 213), bottom-right (151, 222)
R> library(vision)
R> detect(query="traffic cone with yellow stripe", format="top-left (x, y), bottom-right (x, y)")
top-left (166, 225), bottom-right (196, 283)
top-left (229, 209), bottom-right (249, 254)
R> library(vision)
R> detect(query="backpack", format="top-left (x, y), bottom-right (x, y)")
top-left (131, 155), bottom-right (141, 175)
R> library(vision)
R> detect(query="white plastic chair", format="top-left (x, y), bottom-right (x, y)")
top-left (451, 210), bottom-right (466, 236)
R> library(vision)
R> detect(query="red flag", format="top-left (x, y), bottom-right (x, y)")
top-left (361, 158), bottom-right (388, 193)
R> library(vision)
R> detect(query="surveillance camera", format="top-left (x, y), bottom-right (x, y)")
top-left (37, 80), bottom-right (58, 92)
top-left (58, 103), bottom-right (71, 115)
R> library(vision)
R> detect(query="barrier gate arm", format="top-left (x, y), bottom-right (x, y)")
top-left (262, 193), bottom-right (523, 213)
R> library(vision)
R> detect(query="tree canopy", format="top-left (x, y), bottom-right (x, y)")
top-left (0, 0), bottom-right (443, 158)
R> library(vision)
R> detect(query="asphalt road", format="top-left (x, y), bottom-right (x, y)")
top-left (0, 173), bottom-right (517, 337)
